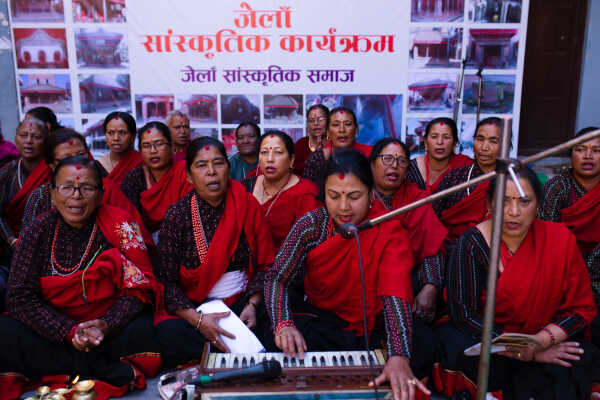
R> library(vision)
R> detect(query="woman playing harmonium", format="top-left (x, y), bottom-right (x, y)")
top-left (294, 104), bottom-right (329, 175)
top-left (265, 148), bottom-right (438, 400)
top-left (154, 137), bottom-right (275, 368)
top-left (302, 107), bottom-right (372, 183)
top-left (97, 112), bottom-right (142, 186)
top-left (405, 117), bottom-right (472, 193)
top-left (433, 117), bottom-right (503, 243)
top-left (437, 168), bottom-right (600, 399)
top-left (121, 121), bottom-right (192, 236)
top-left (369, 138), bottom-right (448, 323)
top-left (242, 131), bottom-right (320, 251)
top-left (0, 157), bottom-right (163, 399)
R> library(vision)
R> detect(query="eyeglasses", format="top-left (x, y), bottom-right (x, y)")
top-left (378, 154), bottom-right (408, 167)
top-left (141, 140), bottom-right (169, 151)
top-left (56, 184), bottom-right (99, 199)
top-left (308, 117), bottom-right (326, 125)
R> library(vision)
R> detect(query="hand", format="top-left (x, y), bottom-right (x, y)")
top-left (533, 341), bottom-right (583, 367)
top-left (274, 326), bottom-right (307, 359)
top-left (71, 319), bottom-right (108, 351)
top-left (370, 355), bottom-right (430, 400)
top-left (197, 312), bottom-right (235, 353)
top-left (499, 342), bottom-right (540, 362)
top-left (240, 303), bottom-right (257, 329)
top-left (413, 284), bottom-right (437, 323)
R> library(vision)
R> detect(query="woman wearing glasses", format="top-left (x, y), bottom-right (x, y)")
top-left (98, 112), bottom-right (142, 186)
top-left (293, 104), bottom-right (329, 176)
top-left (121, 122), bottom-right (192, 236)
top-left (369, 138), bottom-right (448, 324)
top-left (0, 157), bottom-right (163, 399)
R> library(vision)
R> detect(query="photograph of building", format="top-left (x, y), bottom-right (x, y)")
top-left (177, 95), bottom-right (218, 123)
top-left (469, 0), bottom-right (522, 23)
top-left (409, 27), bottom-right (463, 69)
top-left (466, 29), bottom-right (519, 69)
top-left (19, 74), bottom-right (72, 113)
top-left (221, 128), bottom-right (238, 156)
top-left (82, 118), bottom-right (108, 158)
top-left (14, 28), bottom-right (68, 69)
top-left (408, 73), bottom-right (456, 112)
top-left (411, 0), bottom-right (464, 22)
top-left (72, 0), bottom-right (126, 23)
top-left (10, 0), bottom-right (64, 22)
top-left (75, 28), bottom-right (128, 68)
top-left (79, 74), bottom-right (131, 113)
top-left (135, 94), bottom-right (174, 123)
top-left (462, 74), bottom-right (515, 114)
top-left (263, 95), bottom-right (303, 125)
top-left (221, 95), bottom-right (260, 125)
top-left (190, 128), bottom-right (218, 140)
top-left (405, 117), bottom-right (431, 155)
top-left (265, 128), bottom-right (304, 143)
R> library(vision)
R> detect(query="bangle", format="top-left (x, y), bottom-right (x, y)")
top-left (195, 311), bottom-right (204, 331)
top-left (274, 320), bottom-right (295, 335)
top-left (542, 327), bottom-right (556, 346)
top-left (10, 238), bottom-right (17, 248)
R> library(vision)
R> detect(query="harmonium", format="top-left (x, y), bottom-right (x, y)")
top-left (158, 344), bottom-right (392, 400)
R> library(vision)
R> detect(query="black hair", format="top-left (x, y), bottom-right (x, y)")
top-left (17, 117), bottom-right (49, 140)
top-left (369, 137), bottom-right (411, 163)
top-left (25, 107), bottom-right (61, 132)
top-left (307, 104), bottom-right (329, 120)
top-left (51, 156), bottom-right (104, 193)
top-left (487, 167), bottom-right (542, 204)
top-left (235, 121), bottom-right (261, 139)
top-left (425, 117), bottom-right (459, 143)
top-left (318, 148), bottom-right (373, 202)
top-left (328, 106), bottom-right (358, 128)
top-left (186, 136), bottom-right (230, 171)
top-left (45, 128), bottom-right (88, 165)
top-left (138, 121), bottom-right (172, 149)
top-left (103, 111), bottom-right (137, 137)
top-left (571, 126), bottom-right (600, 156)
top-left (259, 130), bottom-right (295, 157)
top-left (474, 117), bottom-right (502, 139)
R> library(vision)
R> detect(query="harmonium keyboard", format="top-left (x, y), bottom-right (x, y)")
top-left (158, 344), bottom-right (391, 400)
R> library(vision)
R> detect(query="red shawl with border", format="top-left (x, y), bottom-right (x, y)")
top-left (304, 207), bottom-right (414, 336)
top-left (179, 180), bottom-right (275, 304)
top-left (428, 154), bottom-right (473, 194)
top-left (560, 180), bottom-right (600, 254)
top-left (139, 161), bottom-right (193, 232)
top-left (107, 149), bottom-right (142, 186)
top-left (440, 181), bottom-right (489, 242)
top-left (494, 220), bottom-right (597, 333)
top-left (6, 160), bottom-right (51, 234)
top-left (324, 141), bottom-right (372, 158)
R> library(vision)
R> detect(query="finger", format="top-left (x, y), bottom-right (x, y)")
top-left (246, 318), bottom-right (256, 329)
top-left (407, 379), bottom-right (415, 400)
top-left (372, 371), bottom-right (387, 386)
top-left (217, 327), bottom-right (236, 339)
top-left (294, 334), bottom-right (306, 360)
top-left (558, 352), bottom-right (580, 361)
top-left (217, 338), bottom-right (231, 353)
top-left (399, 379), bottom-right (408, 400)
top-left (286, 334), bottom-right (296, 358)
top-left (214, 312), bottom-right (231, 320)
top-left (552, 359), bottom-right (572, 368)
top-left (415, 380), bottom-right (431, 396)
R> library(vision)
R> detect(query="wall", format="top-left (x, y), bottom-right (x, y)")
top-left (576, 0), bottom-right (600, 131)
top-left (0, 0), bottom-right (18, 142)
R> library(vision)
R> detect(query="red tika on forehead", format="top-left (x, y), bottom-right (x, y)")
top-left (487, 121), bottom-right (495, 125)
top-left (68, 140), bottom-right (74, 145)
top-left (269, 134), bottom-right (275, 138)
top-left (146, 129), bottom-right (151, 133)
top-left (439, 122), bottom-right (446, 126)
top-left (204, 145), bottom-right (210, 150)
top-left (76, 176), bottom-right (80, 180)
top-left (339, 110), bottom-right (344, 114)
top-left (338, 173), bottom-right (345, 180)
top-left (114, 116), bottom-right (120, 120)
top-left (75, 164), bottom-right (82, 170)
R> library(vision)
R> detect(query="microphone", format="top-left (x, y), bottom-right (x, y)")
top-left (339, 223), bottom-right (358, 239)
top-left (187, 359), bottom-right (282, 386)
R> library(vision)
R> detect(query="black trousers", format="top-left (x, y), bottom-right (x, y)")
top-left (0, 313), bottom-right (159, 387)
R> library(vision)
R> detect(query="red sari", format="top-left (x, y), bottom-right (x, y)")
top-left (304, 207), bottom-right (414, 336)
top-left (139, 161), bottom-right (193, 232)
top-left (6, 160), bottom-right (51, 233)
top-left (560, 180), bottom-right (600, 254)
top-left (440, 181), bottom-right (489, 242)
top-left (178, 180), bottom-right (275, 305)
top-left (427, 154), bottom-right (473, 194)
top-left (107, 149), bottom-right (142, 186)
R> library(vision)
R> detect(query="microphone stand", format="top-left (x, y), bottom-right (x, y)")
top-left (475, 65), bottom-right (484, 125)
top-left (453, 59), bottom-right (467, 123)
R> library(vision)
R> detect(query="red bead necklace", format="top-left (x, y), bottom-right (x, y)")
top-left (51, 220), bottom-right (98, 275)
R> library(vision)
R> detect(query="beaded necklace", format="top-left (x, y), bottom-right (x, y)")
top-left (51, 221), bottom-right (98, 276)
top-left (191, 194), bottom-right (209, 265)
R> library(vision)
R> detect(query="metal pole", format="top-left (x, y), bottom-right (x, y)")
top-left (475, 66), bottom-right (484, 125)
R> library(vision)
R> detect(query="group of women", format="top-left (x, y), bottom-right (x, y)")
top-left (0, 104), bottom-right (598, 400)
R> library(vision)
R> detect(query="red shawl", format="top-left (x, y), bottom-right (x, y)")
top-left (494, 220), bottom-right (597, 333)
top-left (324, 141), bottom-right (373, 158)
top-left (293, 136), bottom-right (311, 175)
top-left (427, 154), bottom-right (473, 194)
top-left (172, 148), bottom-right (187, 163)
top-left (107, 149), bottom-right (142, 186)
top-left (139, 161), bottom-right (193, 232)
top-left (6, 160), bottom-right (51, 233)
top-left (262, 179), bottom-right (321, 250)
top-left (373, 182), bottom-right (447, 263)
top-left (440, 181), bottom-right (489, 242)
top-left (560, 180), bottom-right (600, 254)
top-left (304, 207), bottom-right (414, 336)
top-left (179, 180), bottom-right (275, 304)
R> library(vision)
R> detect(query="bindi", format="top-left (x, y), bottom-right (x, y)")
top-left (439, 122), bottom-right (445, 126)
top-left (68, 140), bottom-right (74, 145)
top-left (204, 145), bottom-right (210, 150)
top-left (75, 176), bottom-right (80, 180)
top-left (338, 173), bottom-right (345, 180)
top-left (269, 134), bottom-right (275, 139)
top-left (75, 164), bottom-right (82, 170)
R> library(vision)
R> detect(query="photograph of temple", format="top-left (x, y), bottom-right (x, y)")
top-left (409, 27), bottom-right (463, 69)
top-left (10, 0), bottom-right (64, 22)
top-left (79, 74), bottom-right (131, 113)
top-left (466, 29), bottom-right (519, 69)
top-left (72, 0), bottom-right (126, 23)
top-left (14, 28), bottom-right (68, 69)
top-left (263, 95), bottom-right (303, 125)
top-left (411, 0), bottom-right (464, 22)
top-left (135, 94), bottom-right (174, 123)
top-left (221, 95), bottom-right (260, 125)
top-left (405, 117), bottom-right (431, 155)
top-left (190, 128), bottom-right (218, 141)
top-left (469, 0), bottom-right (522, 23)
top-left (265, 128), bottom-right (303, 143)
top-left (75, 28), bottom-right (128, 68)
top-left (407, 73), bottom-right (456, 112)
top-left (19, 73), bottom-right (72, 113)
top-left (82, 118), bottom-right (107, 158)
top-left (221, 128), bottom-right (238, 156)
top-left (462, 74), bottom-right (515, 114)
top-left (177, 95), bottom-right (218, 123)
